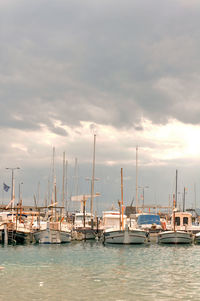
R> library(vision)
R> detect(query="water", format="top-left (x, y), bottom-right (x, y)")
top-left (0, 242), bottom-right (200, 301)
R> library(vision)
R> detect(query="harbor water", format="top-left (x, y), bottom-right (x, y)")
top-left (1, 242), bottom-right (200, 301)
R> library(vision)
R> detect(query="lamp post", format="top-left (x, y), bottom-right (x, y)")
top-left (138, 186), bottom-right (149, 209)
top-left (6, 167), bottom-right (20, 209)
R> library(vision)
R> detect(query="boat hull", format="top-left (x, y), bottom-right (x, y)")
top-left (34, 229), bottom-right (71, 244)
top-left (15, 231), bottom-right (33, 244)
top-left (158, 231), bottom-right (192, 244)
top-left (60, 231), bottom-right (71, 243)
top-left (103, 229), bottom-right (146, 244)
top-left (72, 228), bottom-right (96, 240)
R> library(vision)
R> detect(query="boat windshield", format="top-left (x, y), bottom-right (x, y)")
top-left (137, 215), bottom-right (161, 225)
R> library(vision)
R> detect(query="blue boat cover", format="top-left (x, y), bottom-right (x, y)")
top-left (137, 214), bottom-right (161, 225)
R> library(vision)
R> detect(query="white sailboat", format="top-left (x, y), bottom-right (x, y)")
top-left (103, 168), bottom-right (147, 244)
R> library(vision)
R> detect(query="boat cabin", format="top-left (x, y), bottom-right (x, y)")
top-left (102, 211), bottom-right (127, 230)
top-left (172, 212), bottom-right (192, 231)
top-left (73, 212), bottom-right (93, 228)
top-left (135, 213), bottom-right (162, 231)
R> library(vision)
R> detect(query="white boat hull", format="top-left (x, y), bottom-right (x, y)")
top-left (158, 231), bottom-right (192, 244)
top-left (104, 229), bottom-right (146, 244)
top-left (34, 229), bottom-right (71, 244)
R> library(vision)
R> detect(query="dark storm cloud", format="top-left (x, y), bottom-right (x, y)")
top-left (0, 0), bottom-right (200, 135)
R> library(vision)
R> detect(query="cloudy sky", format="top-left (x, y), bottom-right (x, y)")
top-left (1, 0), bottom-right (200, 212)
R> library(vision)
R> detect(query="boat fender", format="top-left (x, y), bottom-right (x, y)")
top-left (161, 221), bottom-right (166, 230)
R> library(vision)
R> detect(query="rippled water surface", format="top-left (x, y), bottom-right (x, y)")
top-left (0, 242), bottom-right (200, 300)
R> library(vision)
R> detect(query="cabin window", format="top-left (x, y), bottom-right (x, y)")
top-left (183, 217), bottom-right (188, 225)
top-left (175, 217), bottom-right (180, 226)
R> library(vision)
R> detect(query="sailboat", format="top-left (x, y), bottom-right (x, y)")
top-left (103, 168), bottom-right (147, 244)
top-left (33, 148), bottom-right (71, 244)
top-left (71, 194), bottom-right (99, 240)
top-left (158, 170), bottom-right (192, 244)
top-left (71, 134), bottom-right (100, 240)
top-left (33, 218), bottom-right (71, 244)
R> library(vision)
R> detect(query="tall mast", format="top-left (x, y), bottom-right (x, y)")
top-left (91, 134), bottom-right (96, 216)
top-left (175, 169), bottom-right (178, 208)
top-left (62, 152), bottom-right (65, 211)
top-left (51, 147), bottom-right (55, 219)
top-left (136, 146), bottom-right (138, 213)
top-left (121, 168), bottom-right (124, 230)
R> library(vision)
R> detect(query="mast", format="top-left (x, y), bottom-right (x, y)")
top-left (54, 173), bottom-right (57, 221)
top-left (136, 146), bottom-right (138, 213)
top-left (51, 147), bottom-right (55, 220)
top-left (183, 187), bottom-right (186, 212)
top-left (62, 152), bottom-right (65, 213)
top-left (65, 159), bottom-right (68, 213)
top-left (175, 169), bottom-right (178, 208)
top-left (91, 134), bottom-right (96, 216)
top-left (121, 168), bottom-right (124, 230)
top-left (173, 169), bottom-right (178, 232)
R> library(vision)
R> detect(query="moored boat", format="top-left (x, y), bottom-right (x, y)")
top-left (158, 211), bottom-right (193, 244)
top-left (103, 169), bottom-right (147, 244)
top-left (72, 212), bottom-right (96, 240)
top-left (33, 221), bottom-right (71, 244)
top-left (104, 226), bottom-right (147, 244)
top-left (158, 230), bottom-right (192, 244)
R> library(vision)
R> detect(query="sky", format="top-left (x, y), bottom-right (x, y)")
top-left (1, 0), bottom-right (200, 213)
